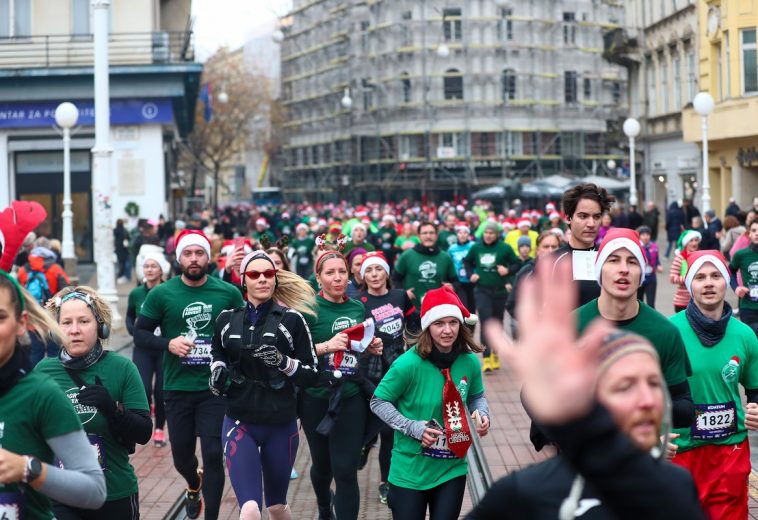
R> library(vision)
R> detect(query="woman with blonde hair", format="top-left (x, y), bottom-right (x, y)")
top-left (38, 286), bottom-right (151, 519)
top-left (210, 250), bottom-right (321, 520)
top-left (0, 273), bottom-right (107, 519)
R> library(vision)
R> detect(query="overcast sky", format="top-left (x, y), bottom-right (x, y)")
top-left (192, 0), bottom-right (292, 60)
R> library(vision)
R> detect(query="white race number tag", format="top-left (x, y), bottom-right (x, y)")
top-left (572, 250), bottom-right (597, 281)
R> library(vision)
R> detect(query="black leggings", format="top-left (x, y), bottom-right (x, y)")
top-left (164, 390), bottom-right (226, 520)
top-left (636, 277), bottom-right (658, 309)
top-left (300, 392), bottom-right (368, 520)
top-left (53, 493), bottom-right (139, 520)
top-left (741, 308), bottom-right (758, 338)
top-left (474, 288), bottom-right (507, 357)
top-left (388, 475), bottom-right (466, 520)
top-left (132, 346), bottom-right (165, 429)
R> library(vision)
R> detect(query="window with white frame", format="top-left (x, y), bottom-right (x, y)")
top-left (360, 21), bottom-right (370, 54)
top-left (443, 8), bottom-right (462, 42)
top-left (438, 132), bottom-right (464, 157)
top-left (497, 131), bottom-right (523, 156)
top-left (660, 58), bottom-right (669, 113)
top-left (725, 31), bottom-right (731, 97)
top-left (444, 69), bottom-right (464, 100)
top-left (498, 8), bottom-right (513, 41)
top-left (687, 51), bottom-right (697, 100)
top-left (564, 71), bottom-right (577, 103)
top-left (401, 11), bottom-right (412, 46)
top-left (0, 0), bottom-right (31, 38)
top-left (563, 12), bottom-right (576, 45)
top-left (673, 55), bottom-right (682, 108)
top-left (647, 60), bottom-right (657, 114)
top-left (583, 77), bottom-right (592, 100)
top-left (502, 69), bottom-right (516, 101)
top-left (73, 0), bottom-right (89, 35)
top-left (400, 72), bottom-right (412, 103)
top-left (741, 29), bottom-right (757, 94)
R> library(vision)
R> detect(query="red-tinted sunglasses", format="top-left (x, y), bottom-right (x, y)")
top-left (244, 269), bottom-right (277, 280)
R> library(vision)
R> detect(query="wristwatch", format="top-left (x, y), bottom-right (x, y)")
top-left (23, 456), bottom-right (42, 484)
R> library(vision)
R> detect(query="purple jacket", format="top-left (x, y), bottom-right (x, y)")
top-left (641, 241), bottom-right (660, 283)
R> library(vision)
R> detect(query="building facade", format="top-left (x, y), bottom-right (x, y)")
top-left (0, 0), bottom-right (201, 261)
top-left (606, 0), bottom-right (700, 212)
top-left (279, 0), bottom-right (628, 202)
top-left (682, 0), bottom-right (758, 216)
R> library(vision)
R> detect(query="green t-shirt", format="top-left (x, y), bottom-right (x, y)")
top-left (140, 275), bottom-right (244, 391)
top-left (36, 352), bottom-right (148, 500)
top-left (127, 284), bottom-right (150, 318)
top-left (394, 249), bottom-right (457, 306)
top-left (0, 371), bottom-right (83, 519)
top-left (730, 247), bottom-right (758, 311)
top-left (291, 237), bottom-right (316, 271)
top-left (437, 230), bottom-right (458, 251)
top-left (394, 235), bottom-right (420, 249)
top-left (669, 313), bottom-right (758, 451)
top-left (464, 241), bottom-right (517, 292)
top-left (305, 295), bottom-right (366, 399)
top-left (343, 240), bottom-right (376, 257)
top-left (373, 347), bottom-right (484, 490)
top-left (576, 300), bottom-right (691, 386)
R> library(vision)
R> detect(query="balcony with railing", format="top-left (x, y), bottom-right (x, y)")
top-left (0, 31), bottom-right (195, 69)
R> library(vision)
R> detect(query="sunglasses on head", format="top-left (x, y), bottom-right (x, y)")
top-left (245, 269), bottom-right (277, 280)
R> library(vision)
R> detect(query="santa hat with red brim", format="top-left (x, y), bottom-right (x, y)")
top-left (420, 286), bottom-right (478, 331)
top-left (684, 250), bottom-right (731, 294)
top-left (175, 229), bottom-right (212, 258)
top-left (595, 228), bottom-right (647, 285)
top-left (342, 318), bottom-right (375, 353)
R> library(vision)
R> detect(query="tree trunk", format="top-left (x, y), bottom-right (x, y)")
top-left (213, 167), bottom-right (219, 216)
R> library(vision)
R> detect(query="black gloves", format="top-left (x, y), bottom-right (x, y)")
top-left (253, 344), bottom-right (286, 369)
top-left (78, 376), bottom-right (117, 418)
top-left (209, 364), bottom-right (229, 397)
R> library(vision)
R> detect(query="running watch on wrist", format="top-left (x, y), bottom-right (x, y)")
top-left (23, 456), bottom-right (42, 484)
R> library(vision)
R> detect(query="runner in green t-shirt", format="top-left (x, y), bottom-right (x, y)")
top-left (437, 212), bottom-right (459, 251)
top-left (0, 273), bottom-right (106, 519)
top-left (730, 220), bottom-right (758, 336)
top-left (371, 286), bottom-right (489, 518)
top-left (393, 222), bottom-right (457, 307)
top-left (290, 223), bottom-right (316, 278)
top-left (668, 250), bottom-right (758, 519)
top-left (134, 230), bottom-right (244, 520)
top-left (39, 286), bottom-right (150, 517)
top-left (574, 228), bottom-right (693, 430)
top-left (300, 250), bottom-right (384, 520)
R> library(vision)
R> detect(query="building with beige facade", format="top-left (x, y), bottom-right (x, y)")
top-left (0, 0), bottom-right (200, 261)
top-left (682, 0), bottom-right (758, 216)
top-left (606, 0), bottom-right (701, 211)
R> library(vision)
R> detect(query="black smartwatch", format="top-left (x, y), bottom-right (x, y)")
top-left (24, 456), bottom-right (42, 484)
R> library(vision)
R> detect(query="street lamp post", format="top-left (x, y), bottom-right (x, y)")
top-left (606, 159), bottom-right (616, 175)
top-left (91, 0), bottom-right (121, 328)
top-left (693, 92), bottom-right (715, 213)
top-left (623, 118), bottom-right (641, 207)
top-left (54, 102), bottom-right (79, 275)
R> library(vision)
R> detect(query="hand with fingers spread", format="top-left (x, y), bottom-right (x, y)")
top-left (484, 260), bottom-right (614, 425)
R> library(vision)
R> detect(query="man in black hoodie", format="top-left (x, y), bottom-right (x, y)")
top-left (392, 221), bottom-right (457, 308)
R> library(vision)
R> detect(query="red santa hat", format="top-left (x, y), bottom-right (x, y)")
top-left (255, 217), bottom-right (269, 228)
top-left (545, 202), bottom-right (556, 212)
top-left (454, 221), bottom-right (470, 232)
top-left (595, 228), bottom-right (647, 284)
top-left (175, 229), bottom-right (211, 259)
top-left (549, 212), bottom-right (561, 221)
top-left (342, 318), bottom-right (375, 352)
top-left (684, 249), bottom-right (731, 294)
top-left (517, 219), bottom-right (531, 229)
top-left (420, 286), bottom-right (478, 331)
top-left (360, 251), bottom-right (390, 278)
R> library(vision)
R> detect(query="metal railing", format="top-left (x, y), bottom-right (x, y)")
top-left (0, 31), bottom-right (194, 68)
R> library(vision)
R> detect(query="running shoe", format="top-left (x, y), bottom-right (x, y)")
top-left (490, 353), bottom-right (501, 370)
top-left (185, 469), bottom-right (203, 519)
top-left (379, 482), bottom-right (389, 505)
top-left (482, 355), bottom-right (492, 373)
top-left (152, 428), bottom-right (166, 448)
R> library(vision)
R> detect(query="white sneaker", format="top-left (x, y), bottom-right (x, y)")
top-left (116, 276), bottom-right (128, 285)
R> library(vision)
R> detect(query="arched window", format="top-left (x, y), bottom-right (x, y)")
top-left (502, 69), bottom-right (516, 101)
top-left (443, 68), bottom-right (463, 100)
top-left (401, 72), bottom-right (412, 103)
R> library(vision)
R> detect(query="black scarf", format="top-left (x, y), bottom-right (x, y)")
top-left (0, 346), bottom-right (32, 398)
top-left (751, 244), bottom-right (758, 254)
top-left (60, 341), bottom-right (105, 370)
top-left (685, 300), bottom-right (732, 346)
top-left (428, 344), bottom-right (461, 370)
top-left (413, 243), bottom-right (440, 256)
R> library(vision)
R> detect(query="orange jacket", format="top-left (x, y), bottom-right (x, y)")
top-left (18, 255), bottom-right (71, 296)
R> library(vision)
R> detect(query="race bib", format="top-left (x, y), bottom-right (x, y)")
top-left (379, 318), bottom-right (403, 338)
top-left (645, 265), bottom-right (654, 275)
top-left (572, 250), bottom-right (597, 281)
top-left (421, 430), bottom-right (457, 459)
top-left (750, 285), bottom-right (758, 301)
top-left (459, 268), bottom-right (467, 279)
top-left (0, 491), bottom-right (24, 520)
top-left (299, 256), bottom-right (310, 265)
top-left (328, 351), bottom-right (358, 376)
top-left (182, 338), bottom-right (212, 366)
top-left (692, 401), bottom-right (737, 440)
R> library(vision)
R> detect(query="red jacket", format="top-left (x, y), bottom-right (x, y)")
top-left (18, 255), bottom-right (71, 295)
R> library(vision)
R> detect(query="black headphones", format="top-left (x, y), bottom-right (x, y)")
top-left (56, 291), bottom-right (110, 340)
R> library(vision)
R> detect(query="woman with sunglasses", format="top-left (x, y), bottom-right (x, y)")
top-left (210, 251), bottom-right (320, 520)
top-left (301, 248), bottom-right (383, 520)
top-left (37, 286), bottom-right (151, 519)
top-left (0, 273), bottom-right (107, 520)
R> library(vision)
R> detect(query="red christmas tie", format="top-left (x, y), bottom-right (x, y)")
top-left (441, 368), bottom-right (472, 458)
